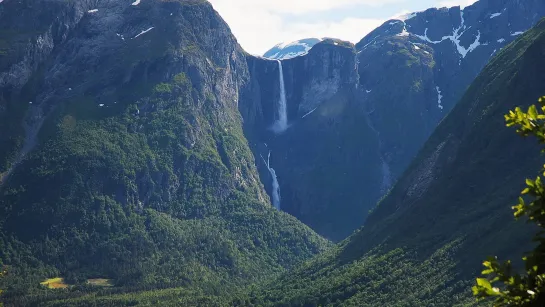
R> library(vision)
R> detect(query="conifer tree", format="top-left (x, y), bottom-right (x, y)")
top-left (473, 96), bottom-right (545, 306)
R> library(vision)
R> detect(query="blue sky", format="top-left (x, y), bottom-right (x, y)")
top-left (208, 0), bottom-right (476, 55)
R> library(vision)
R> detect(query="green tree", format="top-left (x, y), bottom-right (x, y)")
top-left (473, 96), bottom-right (545, 306)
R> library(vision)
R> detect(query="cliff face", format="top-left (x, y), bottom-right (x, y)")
top-left (0, 0), bottom-right (330, 294)
top-left (243, 0), bottom-right (545, 240)
top-left (241, 40), bottom-right (383, 240)
top-left (0, 0), bottom-right (88, 176)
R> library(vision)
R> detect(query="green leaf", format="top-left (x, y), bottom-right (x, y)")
top-left (476, 278), bottom-right (492, 290)
top-left (529, 105), bottom-right (538, 119)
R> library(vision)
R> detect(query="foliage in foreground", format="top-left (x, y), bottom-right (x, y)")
top-left (473, 97), bottom-right (545, 306)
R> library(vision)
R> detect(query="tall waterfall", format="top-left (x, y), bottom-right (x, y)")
top-left (272, 60), bottom-right (288, 133)
top-left (261, 151), bottom-right (281, 210)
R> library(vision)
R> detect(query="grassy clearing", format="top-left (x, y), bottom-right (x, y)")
top-left (40, 278), bottom-right (69, 289)
top-left (87, 279), bottom-right (113, 287)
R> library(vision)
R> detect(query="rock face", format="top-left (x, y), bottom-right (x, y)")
top-left (0, 0), bottom-right (88, 177)
top-left (241, 39), bottom-right (383, 240)
top-left (357, 0), bottom-right (545, 183)
top-left (0, 0), bottom-right (330, 293)
top-left (263, 38), bottom-right (322, 60)
top-left (248, 0), bottom-right (545, 240)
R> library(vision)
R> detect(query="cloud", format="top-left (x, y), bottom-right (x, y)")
top-left (210, 0), bottom-right (388, 54)
top-left (437, 0), bottom-right (478, 8)
top-left (211, 0), bottom-right (404, 15)
top-left (209, 0), bottom-right (481, 55)
top-left (288, 18), bottom-right (384, 44)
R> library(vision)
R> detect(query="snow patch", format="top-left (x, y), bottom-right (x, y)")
top-left (490, 12), bottom-right (502, 19)
top-left (414, 28), bottom-right (439, 44)
top-left (511, 31), bottom-right (525, 36)
top-left (497, 38), bottom-right (505, 43)
top-left (278, 51), bottom-right (309, 59)
top-left (88, 9), bottom-right (98, 13)
top-left (131, 0), bottom-right (141, 5)
top-left (436, 86), bottom-right (444, 110)
top-left (366, 89), bottom-right (372, 93)
top-left (116, 33), bottom-right (125, 41)
top-left (275, 38), bottom-right (323, 49)
top-left (397, 12), bottom-right (417, 21)
top-left (361, 37), bottom-right (378, 49)
top-left (413, 44), bottom-right (420, 50)
top-left (99, 104), bottom-right (105, 107)
top-left (301, 107), bottom-right (318, 119)
top-left (414, 11), bottom-right (481, 59)
top-left (397, 23), bottom-right (410, 37)
top-left (132, 27), bottom-right (154, 39)
top-left (397, 29), bottom-right (409, 37)
top-left (267, 39), bottom-right (321, 60)
top-left (464, 31), bottom-right (482, 55)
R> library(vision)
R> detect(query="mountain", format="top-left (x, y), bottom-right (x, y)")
top-left (248, 16), bottom-right (545, 306)
top-left (241, 38), bottom-right (383, 240)
top-left (1, 0), bottom-right (545, 305)
top-left (263, 38), bottom-right (322, 60)
top-left (0, 0), bottom-right (329, 304)
top-left (357, 0), bottom-right (545, 183)
top-left (243, 0), bottom-right (545, 240)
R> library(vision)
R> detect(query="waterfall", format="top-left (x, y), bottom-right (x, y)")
top-left (272, 60), bottom-right (288, 133)
top-left (1, 106), bottom-right (45, 186)
top-left (364, 109), bottom-right (393, 194)
top-left (261, 151), bottom-right (281, 210)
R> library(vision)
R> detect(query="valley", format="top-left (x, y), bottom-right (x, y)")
top-left (0, 0), bottom-right (544, 306)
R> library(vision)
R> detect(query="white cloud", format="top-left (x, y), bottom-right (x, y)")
top-left (209, 0), bottom-right (481, 55)
top-left (211, 0), bottom-right (403, 16)
top-left (210, 0), bottom-right (387, 54)
top-left (290, 17), bottom-right (384, 44)
top-left (437, 0), bottom-right (478, 8)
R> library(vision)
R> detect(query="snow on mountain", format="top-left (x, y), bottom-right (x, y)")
top-left (357, 0), bottom-right (543, 64)
top-left (490, 12), bottom-right (502, 18)
top-left (263, 38), bottom-right (322, 60)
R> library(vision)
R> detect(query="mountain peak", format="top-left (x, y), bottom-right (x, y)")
top-left (263, 38), bottom-right (323, 60)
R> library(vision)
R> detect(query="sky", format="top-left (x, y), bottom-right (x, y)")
top-left (208, 0), bottom-right (477, 55)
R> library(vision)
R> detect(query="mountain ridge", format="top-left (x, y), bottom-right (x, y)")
top-left (0, 0), bottom-right (330, 304)
top-left (247, 16), bottom-right (545, 306)
top-left (246, 0), bottom-right (545, 240)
